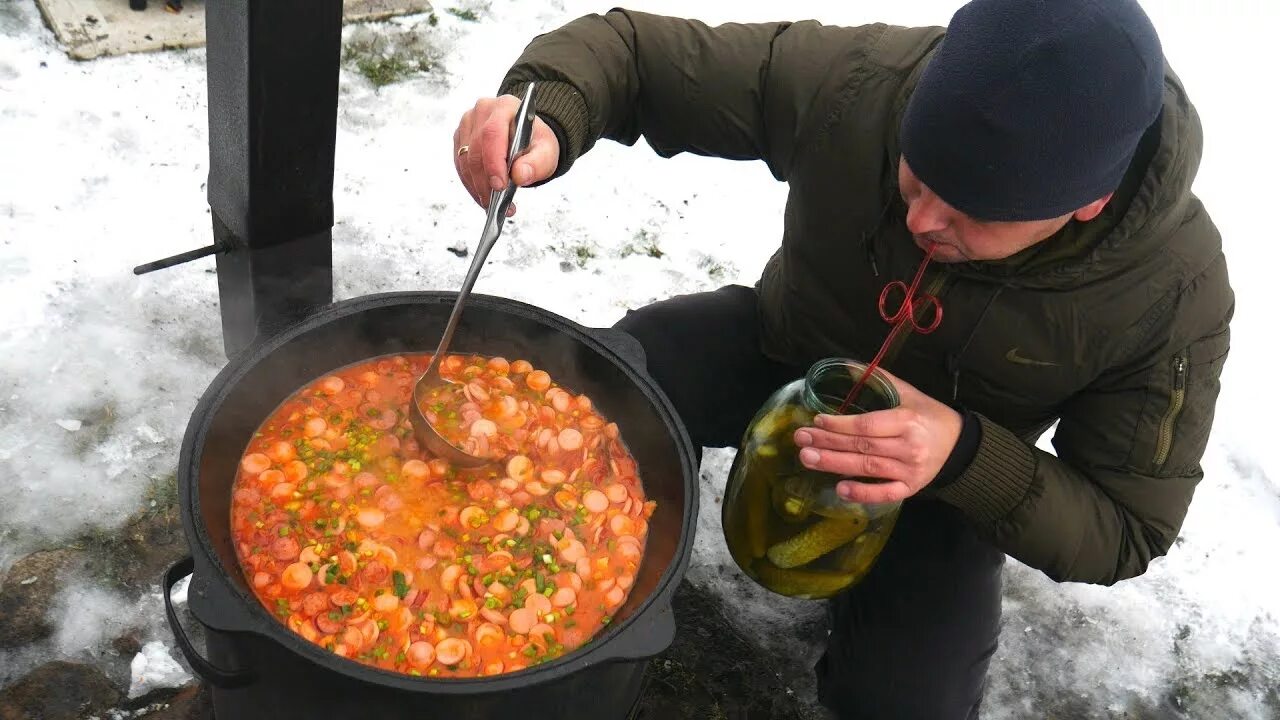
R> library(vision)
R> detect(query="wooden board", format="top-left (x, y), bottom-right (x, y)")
top-left (33, 0), bottom-right (434, 61)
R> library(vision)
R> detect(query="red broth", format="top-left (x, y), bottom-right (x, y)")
top-left (230, 353), bottom-right (654, 677)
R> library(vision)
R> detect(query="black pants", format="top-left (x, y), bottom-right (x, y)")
top-left (614, 285), bottom-right (1005, 720)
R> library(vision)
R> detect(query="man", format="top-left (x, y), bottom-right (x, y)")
top-left (450, 0), bottom-right (1234, 717)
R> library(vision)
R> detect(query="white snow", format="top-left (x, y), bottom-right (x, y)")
top-left (127, 641), bottom-right (192, 699)
top-left (1, 0), bottom-right (1277, 716)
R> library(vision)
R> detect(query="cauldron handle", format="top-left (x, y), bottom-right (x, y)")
top-left (588, 327), bottom-right (649, 375)
top-left (164, 556), bottom-right (257, 689)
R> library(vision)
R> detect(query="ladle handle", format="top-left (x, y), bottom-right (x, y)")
top-left (427, 83), bottom-right (537, 374)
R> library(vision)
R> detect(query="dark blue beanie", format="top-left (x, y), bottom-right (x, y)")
top-left (899, 0), bottom-right (1166, 221)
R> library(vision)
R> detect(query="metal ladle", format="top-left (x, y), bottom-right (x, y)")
top-left (408, 83), bottom-right (537, 468)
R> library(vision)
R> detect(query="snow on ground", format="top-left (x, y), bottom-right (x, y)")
top-left (2, 0), bottom-right (1278, 716)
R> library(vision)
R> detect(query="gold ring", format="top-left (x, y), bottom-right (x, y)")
top-left (457, 145), bottom-right (470, 157)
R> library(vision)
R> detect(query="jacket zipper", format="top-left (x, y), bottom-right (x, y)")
top-left (1153, 352), bottom-right (1188, 469)
top-left (862, 231), bottom-right (880, 277)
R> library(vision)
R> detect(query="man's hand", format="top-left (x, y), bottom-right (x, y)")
top-left (452, 95), bottom-right (561, 215)
top-left (793, 368), bottom-right (963, 503)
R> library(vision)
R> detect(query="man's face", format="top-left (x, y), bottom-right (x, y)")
top-left (897, 156), bottom-right (1088, 263)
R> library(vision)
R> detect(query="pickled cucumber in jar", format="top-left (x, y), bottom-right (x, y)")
top-left (721, 358), bottom-right (903, 599)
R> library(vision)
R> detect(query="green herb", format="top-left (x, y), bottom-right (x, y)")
top-left (393, 570), bottom-right (410, 599)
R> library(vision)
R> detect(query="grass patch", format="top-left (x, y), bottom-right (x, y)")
top-left (548, 241), bottom-right (598, 269)
top-left (144, 473), bottom-right (179, 515)
top-left (71, 403), bottom-right (118, 459)
top-left (620, 228), bottom-right (664, 259)
top-left (445, 7), bottom-right (479, 21)
top-left (342, 22), bottom-right (447, 89)
top-left (355, 55), bottom-right (432, 87)
top-left (697, 255), bottom-right (730, 281)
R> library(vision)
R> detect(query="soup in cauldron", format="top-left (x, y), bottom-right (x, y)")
top-left (229, 353), bottom-right (654, 677)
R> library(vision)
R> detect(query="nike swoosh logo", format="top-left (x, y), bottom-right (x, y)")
top-left (1005, 347), bottom-right (1060, 367)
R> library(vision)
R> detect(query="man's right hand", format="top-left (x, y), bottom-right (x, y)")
top-left (452, 95), bottom-right (561, 216)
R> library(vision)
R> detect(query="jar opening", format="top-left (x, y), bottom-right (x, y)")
top-left (803, 358), bottom-right (900, 415)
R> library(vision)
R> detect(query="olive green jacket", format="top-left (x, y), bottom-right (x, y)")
top-left (499, 10), bottom-right (1235, 585)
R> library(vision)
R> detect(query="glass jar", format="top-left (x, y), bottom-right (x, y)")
top-left (721, 358), bottom-right (902, 599)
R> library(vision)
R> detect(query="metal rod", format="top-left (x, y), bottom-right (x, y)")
top-left (133, 242), bottom-right (224, 275)
top-left (423, 84), bottom-right (537, 377)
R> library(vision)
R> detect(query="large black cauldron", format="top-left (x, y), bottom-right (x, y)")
top-left (164, 292), bottom-right (698, 719)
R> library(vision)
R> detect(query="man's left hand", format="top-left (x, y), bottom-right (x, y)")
top-left (793, 368), bottom-right (963, 503)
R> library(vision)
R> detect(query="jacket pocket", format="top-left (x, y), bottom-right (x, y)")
top-left (1149, 326), bottom-right (1231, 475)
top-left (1152, 351), bottom-right (1188, 470)
top-left (1120, 325), bottom-right (1231, 476)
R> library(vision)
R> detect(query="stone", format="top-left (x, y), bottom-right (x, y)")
top-left (0, 548), bottom-right (81, 648)
top-left (81, 502), bottom-right (187, 593)
top-left (112, 633), bottom-right (144, 657)
top-left (124, 681), bottom-right (209, 712)
top-left (639, 579), bottom-right (830, 719)
top-left (134, 685), bottom-right (213, 720)
top-left (0, 661), bottom-right (122, 720)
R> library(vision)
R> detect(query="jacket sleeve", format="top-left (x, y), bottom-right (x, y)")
top-left (496, 8), bottom-right (884, 183)
top-left (929, 254), bottom-right (1234, 585)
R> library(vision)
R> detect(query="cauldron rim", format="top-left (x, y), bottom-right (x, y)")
top-left (177, 290), bottom-right (698, 694)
